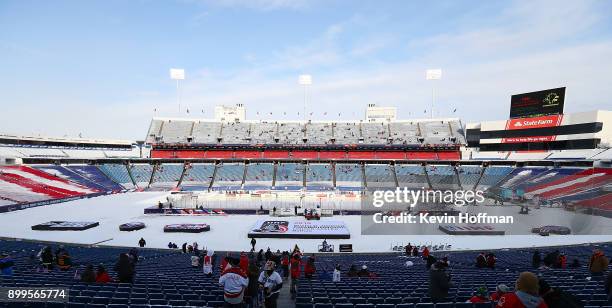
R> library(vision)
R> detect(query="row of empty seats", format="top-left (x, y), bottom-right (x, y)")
top-left (147, 119), bottom-right (466, 145)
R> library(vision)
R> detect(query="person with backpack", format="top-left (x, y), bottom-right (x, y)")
top-left (258, 261), bottom-right (283, 308)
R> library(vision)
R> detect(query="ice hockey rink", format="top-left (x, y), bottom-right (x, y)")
top-left (1, 192), bottom-right (611, 253)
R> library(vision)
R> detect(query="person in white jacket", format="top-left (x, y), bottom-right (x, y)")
top-left (219, 257), bottom-right (248, 306)
top-left (258, 261), bottom-right (283, 308)
top-left (333, 264), bottom-right (341, 282)
top-left (203, 250), bottom-right (213, 277)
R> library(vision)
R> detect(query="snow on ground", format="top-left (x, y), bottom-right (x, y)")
top-left (0, 192), bottom-right (610, 253)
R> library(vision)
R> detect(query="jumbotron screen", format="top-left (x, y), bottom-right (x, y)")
top-left (509, 87), bottom-right (565, 118)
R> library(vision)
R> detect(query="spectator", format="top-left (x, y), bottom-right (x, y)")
top-left (80, 264), bottom-right (96, 283)
top-left (57, 251), bottom-right (72, 271)
top-left (239, 252), bottom-right (249, 273)
top-left (426, 255), bottom-right (438, 269)
top-left (441, 256), bottom-right (450, 268)
top-left (469, 287), bottom-right (490, 303)
top-left (250, 238), bottom-right (256, 251)
top-left (544, 250), bottom-right (560, 268)
top-left (280, 251), bottom-right (289, 278)
top-left (191, 254), bottom-right (200, 267)
top-left (532, 251), bottom-right (542, 268)
top-left (114, 253), bottom-right (135, 283)
top-left (405, 243), bottom-right (413, 256)
top-left (0, 253), bottom-right (14, 277)
top-left (347, 264), bottom-right (359, 277)
top-left (39, 246), bottom-right (54, 270)
top-left (487, 253), bottom-right (497, 269)
top-left (423, 246), bottom-right (430, 258)
top-left (203, 250), bottom-right (214, 277)
top-left (358, 265), bottom-right (370, 277)
top-left (245, 262), bottom-right (260, 308)
top-left (128, 248), bottom-right (139, 265)
top-left (558, 254), bottom-right (567, 269)
top-left (167, 242), bottom-right (173, 249)
top-left (429, 261), bottom-right (452, 302)
top-left (476, 252), bottom-right (487, 268)
top-left (496, 272), bottom-right (547, 308)
top-left (333, 264), bottom-right (341, 282)
top-left (538, 279), bottom-right (583, 308)
top-left (138, 238), bottom-right (146, 248)
top-left (258, 261), bottom-right (283, 308)
top-left (219, 257), bottom-right (248, 307)
top-left (412, 246), bottom-right (419, 257)
top-left (182, 242), bottom-right (187, 254)
top-left (95, 264), bottom-right (113, 283)
top-left (588, 249), bottom-right (609, 275)
top-left (187, 245), bottom-right (193, 254)
top-left (304, 255), bottom-right (316, 279)
top-left (289, 253), bottom-right (302, 295)
top-left (490, 284), bottom-right (511, 302)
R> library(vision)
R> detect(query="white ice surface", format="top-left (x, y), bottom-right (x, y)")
top-left (0, 192), bottom-right (610, 253)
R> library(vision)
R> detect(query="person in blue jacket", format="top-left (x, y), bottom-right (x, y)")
top-left (0, 253), bottom-right (14, 277)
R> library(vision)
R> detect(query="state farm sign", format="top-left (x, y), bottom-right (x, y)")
top-left (505, 115), bottom-right (563, 130)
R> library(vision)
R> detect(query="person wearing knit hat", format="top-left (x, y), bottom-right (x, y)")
top-left (468, 286), bottom-right (490, 303)
top-left (491, 284), bottom-right (511, 302)
top-left (496, 272), bottom-right (547, 308)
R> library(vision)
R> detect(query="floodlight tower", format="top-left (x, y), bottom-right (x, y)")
top-left (170, 68), bottom-right (185, 113)
top-left (425, 69), bottom-right (442, 119)
top-left (298, 74), bottom-right (312, 122)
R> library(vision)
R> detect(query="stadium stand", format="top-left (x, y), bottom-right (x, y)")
top-left (335, 163), bottom-right (363, 190)
top-left (0, 238), bottom-right (609, 308)
top-left (180, 163), bottom-right (215, 191)
top-left (306, 163), bottom-right (334, 190)
top-left (129, 164), bottom-right (155, 189)
top-left (97, 164), bottom-right (134, 189)
top-left (213, 163), bottom-right (245, 190)
top-left (244, 162), bottom-right (274, 189)
top-left (150, 163), bottom-right (185, 190)
top-left (276, 162), bottom-right (304, 190)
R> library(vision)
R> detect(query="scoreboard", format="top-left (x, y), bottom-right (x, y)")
top-left (510, 87), bottom-right (565, 118)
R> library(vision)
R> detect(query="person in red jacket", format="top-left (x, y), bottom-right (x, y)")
top-left (304, 255), bottom-right (316, 279)
top-left (558, 254), bottom-right (567, 269)
top-left (422, 246), bottom-right (430, 258)
top-left (239, 252), bottom-right (248, 273)
top-left (490, 284), bottom-right (511, 302)
top-left (281, 252), bottom-right (290, 278)
top-left (95, 264), bottom-right (113, 283)
top-left (469, 287), bottom-right (490, 303)
top-left (497, 272), bottom-right (548, 308)
top-left (289, 253), bottom-right (302, 296)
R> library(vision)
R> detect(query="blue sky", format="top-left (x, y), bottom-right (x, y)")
top-left (1, 0), bottom-right (611, 140)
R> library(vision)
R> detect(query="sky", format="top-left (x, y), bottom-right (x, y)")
top-left (1, 0), bottom-right (611, 141)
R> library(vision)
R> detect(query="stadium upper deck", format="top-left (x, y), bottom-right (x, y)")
top-left (145, 118), bottom-right (466, 147)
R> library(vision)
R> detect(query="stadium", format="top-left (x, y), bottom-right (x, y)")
top-left (1, 1), bottom-right (612, 308)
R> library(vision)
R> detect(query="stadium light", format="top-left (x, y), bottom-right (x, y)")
top-left (426, 69), bottom-right (442, 119)
top-left (170, 68), bottom-right (185, 114)
top-left (299, 74), bottom-right (312, 122)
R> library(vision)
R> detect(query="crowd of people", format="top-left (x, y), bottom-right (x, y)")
top-left (2, 239), bottom-right (610, 308)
